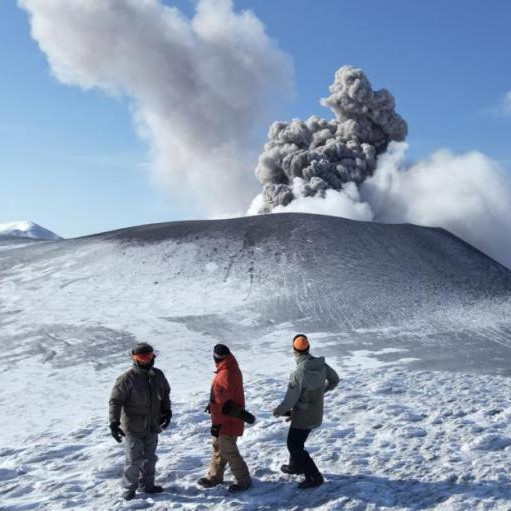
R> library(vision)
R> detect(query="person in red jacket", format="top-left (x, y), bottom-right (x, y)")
top-left (198, 344), bottom-right (252, 493)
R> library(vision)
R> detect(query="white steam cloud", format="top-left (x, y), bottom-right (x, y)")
top-left (365, 144), bottom-right (511, 269)
top-left (19, 0), bottom-right (292, 216)
top-left (250, 68), bottom-right (511, 269)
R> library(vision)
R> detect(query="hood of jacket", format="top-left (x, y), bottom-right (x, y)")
top-left (295, 354), bottom-right (326, 388)
top-left (215, 353), bottom-right (240, 373)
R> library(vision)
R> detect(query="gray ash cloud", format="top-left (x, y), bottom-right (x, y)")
top-left (253, 66), bottom-right (407, 213)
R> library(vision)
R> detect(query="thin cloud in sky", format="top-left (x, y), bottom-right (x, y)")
top-left (19, 0), bottom-right (293, 217)
top-left (499, 91), bottom-right (511, 117)
top-left (485, 91), bottom-right (511, 118)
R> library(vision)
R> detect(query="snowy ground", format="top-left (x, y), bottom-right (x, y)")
top-left (2, 214), bottom-right (511, 510)
top-left (3, 366), bottom-right (511, 510)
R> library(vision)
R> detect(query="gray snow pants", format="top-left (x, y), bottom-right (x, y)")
top-left (122, 432), bottom-right (159, 491)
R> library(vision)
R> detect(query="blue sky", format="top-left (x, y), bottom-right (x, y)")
top-left (1, 0), bottom-right (510, 238)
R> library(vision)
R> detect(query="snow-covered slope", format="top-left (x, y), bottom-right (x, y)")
top-left (0, 220), bottom-right (62, 241)
top-left (2, 213), bottom-right (511, 510)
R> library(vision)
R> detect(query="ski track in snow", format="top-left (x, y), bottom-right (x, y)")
top-left (2, 368), bottom-right (511, 510)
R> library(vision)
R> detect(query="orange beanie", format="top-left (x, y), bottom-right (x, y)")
top-left (293, 334), bottom-right (310, 353)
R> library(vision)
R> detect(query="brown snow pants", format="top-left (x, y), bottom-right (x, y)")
top-left (208, 434), bottom-right (251, 487)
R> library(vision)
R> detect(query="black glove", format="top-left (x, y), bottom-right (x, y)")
top-left (110, 421), bottom-right (125, 443)
top-left (240, 409), bottom-right (256, 425)
top-left (211, 424), bottom-right (221, 437)
top-left (222, 400), bottom-right (256, 425)
top-left (204, 403), bottom-right (211, 414)
top-left (160, 410), bottom-right (172, 429)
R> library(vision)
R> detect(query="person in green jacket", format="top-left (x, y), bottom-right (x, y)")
top-left (109, 343), bottom-right (172, 501)
top-left (273, 334), bottom-right (339, 489)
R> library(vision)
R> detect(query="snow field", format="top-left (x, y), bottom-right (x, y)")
top-left (2, 367), bottom-right (511, 510)
top-left (3, 216), bottom-right (511, 510)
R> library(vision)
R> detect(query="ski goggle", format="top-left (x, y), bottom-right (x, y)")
top-left (132, 352), bottom-right (155, 363)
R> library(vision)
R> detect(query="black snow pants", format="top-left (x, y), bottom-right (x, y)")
top-left (286, 427), bottom-right (322, 479)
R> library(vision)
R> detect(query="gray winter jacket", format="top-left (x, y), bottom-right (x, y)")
top-left (109, 365), bottom-right (171, 436)
top-left (275, 354), bottom-right (339, 430)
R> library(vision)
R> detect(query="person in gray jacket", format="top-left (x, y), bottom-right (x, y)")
top-left (109, 342), bottom-right (172, 501)
top-left (273, 334), bottom-right (339, 489)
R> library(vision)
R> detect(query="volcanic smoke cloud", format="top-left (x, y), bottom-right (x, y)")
top-left (251, 66), bottom-right (408, 213)
top-left (19, 0), bottom-right (292, 216)
top-left (250, 68), bottom-right (511, 270)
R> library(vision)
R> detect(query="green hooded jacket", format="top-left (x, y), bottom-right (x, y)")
top-left (275, 354), bottom-right (339, 430)
top-left (109, 364), bottom-right (171, 436)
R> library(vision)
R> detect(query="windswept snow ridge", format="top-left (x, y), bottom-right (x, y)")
top-left (1, 213), bottom-right (511, 510)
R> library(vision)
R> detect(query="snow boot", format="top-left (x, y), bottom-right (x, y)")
top-left (280, 464), bottom-right (303, 475)
top-left (298, 474), bottom-right (324, 490)
top-left (197, 477), bottom-right (221, 488)
top-left (143, 485), bottom-right (164, 494)
top-left (123, 489), bottom-right (136, 501)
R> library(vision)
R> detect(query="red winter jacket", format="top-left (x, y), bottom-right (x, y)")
top-left (210, 353), bottom-right (245, 436)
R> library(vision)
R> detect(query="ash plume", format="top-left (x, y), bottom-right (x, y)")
top-left (251, 66), bottom-right (407, 213)
top-left (249, 67), bottom-right (511, 270)
top-left (19, 0), bottom-right (292, 216)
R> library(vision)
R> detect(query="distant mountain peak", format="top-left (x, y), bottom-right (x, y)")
top-left (0, 221), bottom-right (62, 241)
